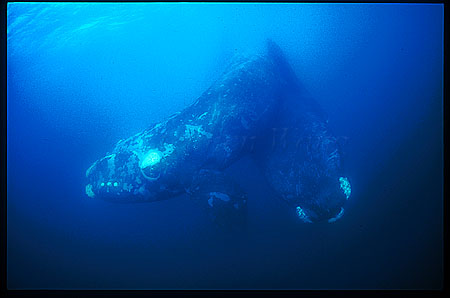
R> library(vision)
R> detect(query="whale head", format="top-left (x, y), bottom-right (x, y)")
top-left (84, 134), bottom-right (186, 203)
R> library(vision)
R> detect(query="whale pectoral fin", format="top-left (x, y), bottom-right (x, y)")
top-left (187, 169), bottom-right (247, 229)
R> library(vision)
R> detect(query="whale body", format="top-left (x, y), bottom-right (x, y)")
top-left (85, 40), bottom-right (351, 226)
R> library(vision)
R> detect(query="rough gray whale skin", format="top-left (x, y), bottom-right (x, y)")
top-left (85, 40), bottom-right (351, 226)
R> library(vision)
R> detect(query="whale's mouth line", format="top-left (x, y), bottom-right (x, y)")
top-left (140, 167), bottom-right (161, 181)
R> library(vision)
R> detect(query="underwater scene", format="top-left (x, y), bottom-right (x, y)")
top-left (7, 2), bottom-right (443, 290)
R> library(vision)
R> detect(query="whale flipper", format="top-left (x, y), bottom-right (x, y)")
top-left (187, 169), bottom-right (247, 229)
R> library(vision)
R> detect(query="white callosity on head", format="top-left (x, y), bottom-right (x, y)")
top-left (141, 150), bottom-right (162, 169)
top-left (339, 177), bottom-right (351, 199)
top-left (328, 208), bottom-right (345, 223)
top-left (161, 143), bottom-right (175, 157)
top-left (136, 143), bottom-right (176, 182)
top-left (139, 143), bottom-right (175, 170)
top-left (85, 184), bottom-right (95, 198)
top-left (99, 181), bottom-right (120, 187)
top-left (139, 150), bottom-right (162, 181)
top-left (296, 206), bottom-right (313, 223)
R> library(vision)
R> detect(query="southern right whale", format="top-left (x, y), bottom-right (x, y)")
top-left (85, 40), bottom-right (351, 227)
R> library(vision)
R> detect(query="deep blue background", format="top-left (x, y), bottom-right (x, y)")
top-left (7, 3), bottom-right (443, 289)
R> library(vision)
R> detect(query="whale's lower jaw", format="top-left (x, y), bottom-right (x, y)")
top-left (85, 40), bottom-right (349, 225)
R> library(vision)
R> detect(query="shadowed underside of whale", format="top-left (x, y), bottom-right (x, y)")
top-left (85, 40), bottom-right (351, 226)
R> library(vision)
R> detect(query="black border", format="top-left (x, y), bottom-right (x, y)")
top-left (0, 0), bottom-right (447, 297)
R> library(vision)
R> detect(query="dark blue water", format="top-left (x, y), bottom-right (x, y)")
top-left (7, 3), bottom-right (443, 289)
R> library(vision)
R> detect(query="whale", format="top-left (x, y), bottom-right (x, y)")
top-left (85, 40), bottom-right (351, 226)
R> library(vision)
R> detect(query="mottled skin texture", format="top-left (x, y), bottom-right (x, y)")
top-left (254, 90), bottom-right (347, 222)
top-left (249, 41), bottom-right (348, 222)
top-left (85, 40), bottom-right (350, 225)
